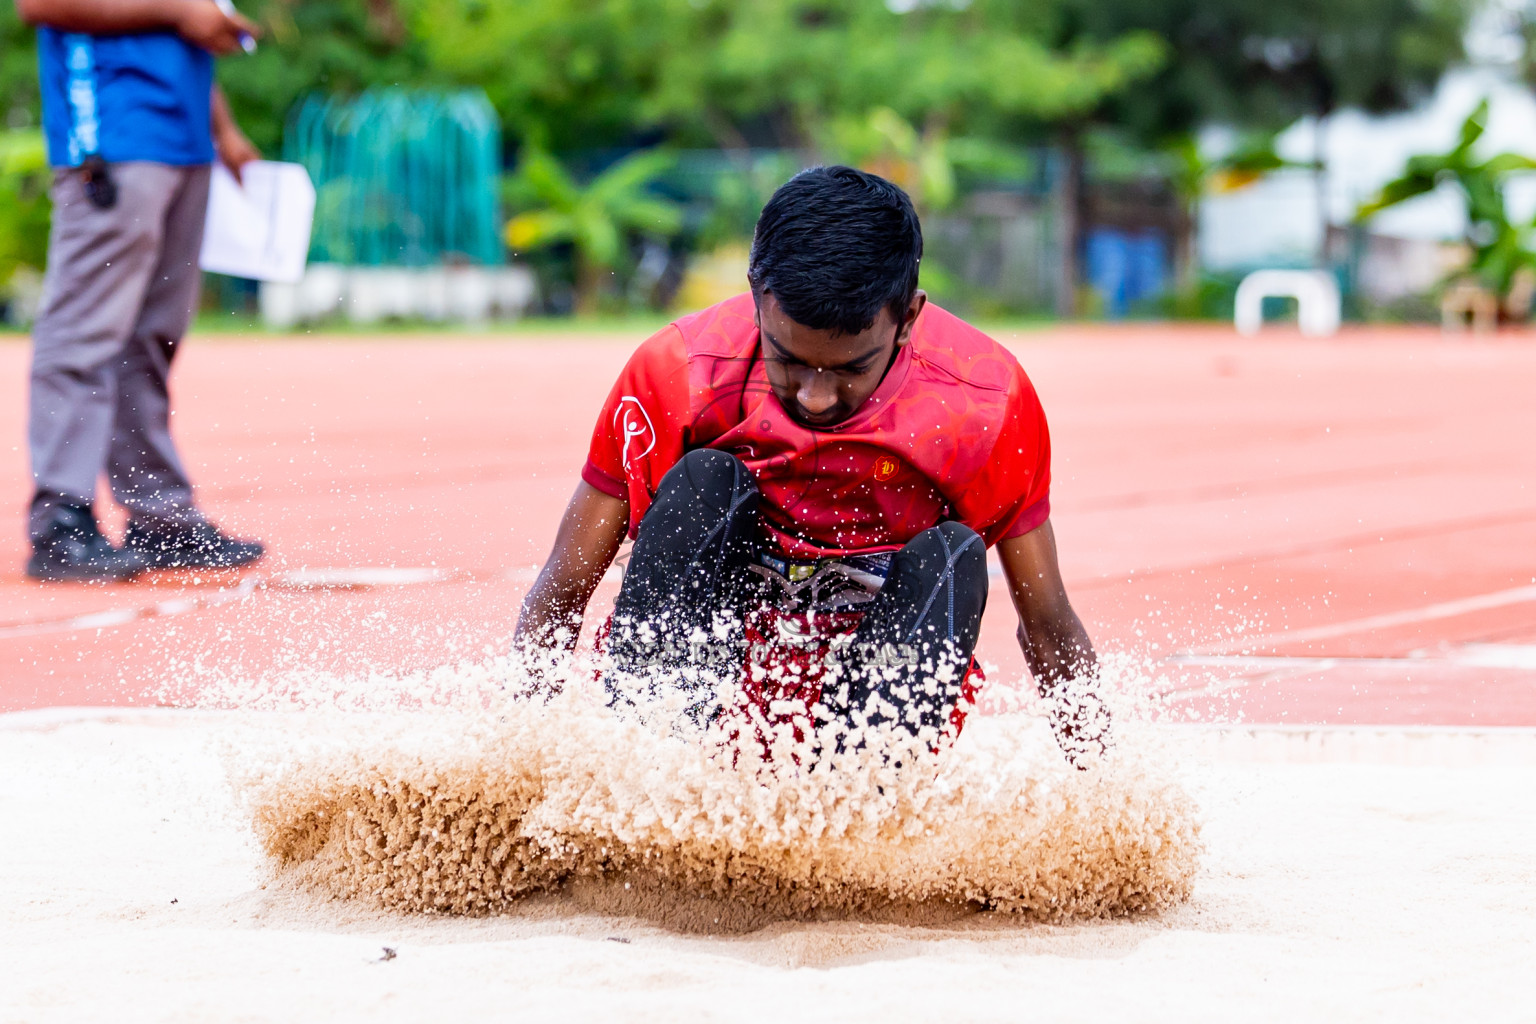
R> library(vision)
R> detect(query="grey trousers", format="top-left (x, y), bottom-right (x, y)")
top-left (28, 162), bottom-right (211, 542)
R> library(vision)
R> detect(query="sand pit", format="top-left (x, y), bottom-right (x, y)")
top-left (242, 701), bottom-right (1198, 927)
top-left (4, 708), bottom-right (1533, 1021)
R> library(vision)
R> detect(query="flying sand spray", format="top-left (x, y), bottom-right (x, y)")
top-left (211, 639), bottom-right (1203, 930)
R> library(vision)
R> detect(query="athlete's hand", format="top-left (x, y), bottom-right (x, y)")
top-left (1047, 684), bottom-right (1113, 769)
top-left (175, 0), bottom-right (259, 55)
top-left (997, 522), bottom-right (1112, 768)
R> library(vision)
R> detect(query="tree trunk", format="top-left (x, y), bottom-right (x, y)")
top-left (1175, 196), bottom-right (1199, 294)
top-left (1055, 132), bottom-right (1086, 318)
top-left (574, 257), bottom-right (603, 317)
top-left (702, 108), bottom-right (753, 166)
top-left (1314, 111), bottom-right (1330, 269)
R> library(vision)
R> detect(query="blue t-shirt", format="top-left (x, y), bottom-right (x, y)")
top-left (37, 27), bottom-right (214, 168)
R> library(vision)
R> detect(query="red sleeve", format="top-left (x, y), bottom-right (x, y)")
top-left (583, 325), bottom-right (692, 537)
top-left (955, 362), bottom-right (1052, 545)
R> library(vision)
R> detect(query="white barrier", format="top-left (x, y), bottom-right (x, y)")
top-left (1234, 269), bottom-right (1341, 337)
top-left (259, 264), bottom-right (537, 328)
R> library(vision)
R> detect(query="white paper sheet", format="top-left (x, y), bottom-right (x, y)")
top-left (199, 160), bottom-right (316, 283)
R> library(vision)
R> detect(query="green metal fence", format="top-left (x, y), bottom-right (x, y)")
top-left (283, 89), bottom-right (503, 266)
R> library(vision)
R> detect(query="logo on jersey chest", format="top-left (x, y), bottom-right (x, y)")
top-left (872, 455), bottom-right (900, 481)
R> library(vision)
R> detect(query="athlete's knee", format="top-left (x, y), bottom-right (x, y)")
top-left (930, 520), bottom-right (981, 549)
top-left (661, 448), bottom-right (758, 510)
top-left (903, 522), bottom-right (986, 593)
top-left (677, 447), bottom-right (747, 483)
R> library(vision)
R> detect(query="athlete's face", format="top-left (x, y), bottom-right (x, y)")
top-left (756, 290), bottom-right (926, 429)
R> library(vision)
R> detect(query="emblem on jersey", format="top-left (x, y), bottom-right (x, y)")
top-left (614, 396), bottom-right (655, 468)
top-left (873, 455), bottom-right (899, 481)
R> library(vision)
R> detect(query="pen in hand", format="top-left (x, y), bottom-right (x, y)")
top-left (212, 0), bottom-right (258, 53)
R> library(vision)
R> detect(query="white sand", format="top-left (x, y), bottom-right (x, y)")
top-left (3, 710), bottom-right (1533, 1023)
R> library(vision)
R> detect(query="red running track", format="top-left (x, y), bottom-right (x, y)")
top-left (2, 324), bottom-right (1534, 724)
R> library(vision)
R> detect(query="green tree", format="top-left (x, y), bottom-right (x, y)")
top-left (407, 0), bottom-right (1165, 316)
top-left (401, 0), bottom-right (679, 152)
top-left (504, 147), bottom-right (684, 314)
top-left (1, 3), bottom-right (41, 132)
top-left (1358, 98), bottom-right (1536, 308)
top-left (649, 0), bottom-right (1164, 152)
top-left (216, 0), bottom-right (435, 155)
top-left (1053, 0), bottom-right (1466, 141)
top-left (1160, 130), bottom-right (1295, 302)
top-left (820, 105), bottom-right (1033, 216)
top-left (404, 0), bottom-right (1163, 153)
top-left (0, 128), bottom-right (51, 294)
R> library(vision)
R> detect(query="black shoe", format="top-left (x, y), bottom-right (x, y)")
top-left (124, 517), bottom-right (266, 569)
top-left (26, 503), bottom-right (148, 582)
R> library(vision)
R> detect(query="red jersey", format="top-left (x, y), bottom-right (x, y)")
top-left (582, 293), bottom-right (1051, 559)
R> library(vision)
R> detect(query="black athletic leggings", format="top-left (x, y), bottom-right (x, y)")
top-left (607, 449), bottom-right (988, 737)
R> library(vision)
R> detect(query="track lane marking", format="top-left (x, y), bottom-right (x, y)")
top-left (1191, 583), bottom-right (1536, 655)
top-left (0, 569), bottom-right (450, 640)
top-left (1174, 644), bottom-right (1536, 672)
top-left (1070, 505), bottom-right (1536, 593)
top-left (0, 576), bottom-right (265, 640)
top-left (0, 563), bottom-right (623, 641)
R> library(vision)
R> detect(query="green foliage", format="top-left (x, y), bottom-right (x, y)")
top-left (0, 3), bottom-right (41, 132)
top-left (1051, 0), bottom-right (1469, 140)
top-left (505, 147), bottom-right (683, 313)
top-left (1158, 269), bottom-right (1246, 320)
top-left (1155, 130), bottom-right (1299, 208)
top-left (1, 1), bottom-right (1472, 164)
top-left (1357, 99), bottom-right (1536, 301)
top-left (820, 107), bottom-right (1031, 215)
top-left (0, 0), bottom-right (1476, 318)
top-left (686, 151), bottom-right (805, 252)
top-left (401, 0), bottom-right (1165, 151)
top-left (400, 0), bottom-right (678, 152)
top-left (215, 0), bottom-right (435, 156)
top-left (0, 129), bottom-right (51, 292)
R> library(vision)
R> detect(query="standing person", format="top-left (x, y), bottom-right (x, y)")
top-left (514, 166), bottom-right (1111, 767)
top-left (17, 0), bottom-right (266, 581)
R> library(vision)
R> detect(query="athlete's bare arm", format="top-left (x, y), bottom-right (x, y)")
top-left (513, 481), bottom-right (629, 658)
top-left (15, 0), bottom-right (259, 55)
top-left (996, 519), bottom-right (1111, 763)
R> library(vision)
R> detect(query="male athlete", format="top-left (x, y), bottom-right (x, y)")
top-left (514, 166), bottom-right (1109, 765)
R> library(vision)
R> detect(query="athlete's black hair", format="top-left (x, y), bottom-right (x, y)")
top-left (748, 165), bottom-right (922, 336)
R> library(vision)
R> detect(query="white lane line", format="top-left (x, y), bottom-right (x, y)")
top-left (1191, 583), bottom-right (1536, 655)
top-left (1458, 644), bottom-right (1536, 669)
top-left (272, 567), bottom-right (450, 589)
top-left (0, 576), bottom-right (263, 641)
top-left (67, 608), bottom-right (142, 630)
top-left (1176, 654), bottom-right (1395, 670)
top-left (1163, 645), bottom-right (1536, 703)
top-left (1175, 646), bottom-right (1536, 671)
top-left (0, 567), bottom-right (458, 641)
